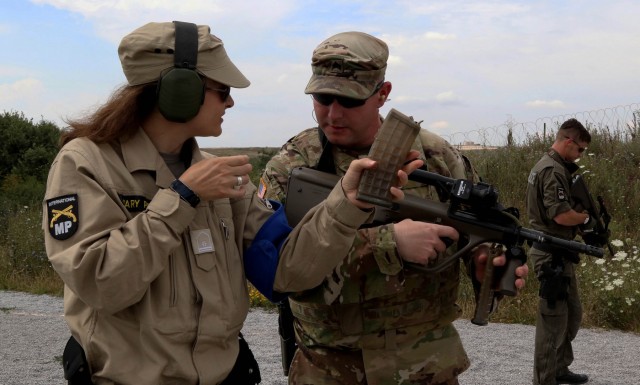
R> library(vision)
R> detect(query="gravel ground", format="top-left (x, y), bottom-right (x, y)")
top-left (1, 290), bottom-right (638, 385)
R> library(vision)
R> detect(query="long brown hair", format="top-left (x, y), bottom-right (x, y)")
top-left (60, 83), bottom-right (158, 146)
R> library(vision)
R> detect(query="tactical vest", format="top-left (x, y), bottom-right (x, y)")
top-left (287, 128), bottom-right (462, 347)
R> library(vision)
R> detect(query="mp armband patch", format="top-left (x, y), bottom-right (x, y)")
top-left (47, 194), bottom-right (79, 240)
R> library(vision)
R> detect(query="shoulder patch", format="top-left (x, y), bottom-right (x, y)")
top-left (47, 194), bottom-right (79, 240)
top-left (257, 178), bottom-right (268, 199)
top-left (118, 194), bottom-right (151, 212)
top-left (528, 171), bottom-right (537, 185)
top-left (557, 187), bottom-right (566, 201)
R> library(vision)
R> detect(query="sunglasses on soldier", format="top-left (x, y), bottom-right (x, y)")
top-left (564, 135), bottom-right (586, 153)
top-left (312, 82), bottom-right (384, 109)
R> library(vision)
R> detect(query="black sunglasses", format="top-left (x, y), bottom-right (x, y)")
top-left (205, 85), bottom-right (231, 101)
top-left (564, 136), bottom-right (586, 153)
top-left (312, 82), bottom-right (384, 109)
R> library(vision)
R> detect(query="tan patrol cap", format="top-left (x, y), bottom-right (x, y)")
top-left (305, 31), bottom-right (388, 99)
top-left (118, 22), bottom-right (250, 88)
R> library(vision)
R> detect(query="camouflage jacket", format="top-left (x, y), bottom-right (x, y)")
top-left (260, 120), bottom-right (479, 349)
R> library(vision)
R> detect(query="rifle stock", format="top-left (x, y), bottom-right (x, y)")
top-left (285, 167), bottom-right (604, 325)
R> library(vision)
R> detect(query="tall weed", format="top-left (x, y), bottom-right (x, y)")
top-left (464, 128), bottom-right (640, 332)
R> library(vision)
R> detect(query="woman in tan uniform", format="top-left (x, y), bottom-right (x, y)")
top-left (43, 21), bottom-right (421, 385)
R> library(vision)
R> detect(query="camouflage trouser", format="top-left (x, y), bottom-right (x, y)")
top-left (288, 324), bottom-right (468, 385)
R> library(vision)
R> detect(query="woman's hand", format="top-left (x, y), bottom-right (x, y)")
top-left (179, 155), bottom-right (252, 201)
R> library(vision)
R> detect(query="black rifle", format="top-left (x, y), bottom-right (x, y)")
top-left (284, 167), bottom-right (604, 326)
top-left (571, 173), bottom-right (614, 256)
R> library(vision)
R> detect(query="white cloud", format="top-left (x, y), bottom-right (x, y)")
top-left (428, 120), bottom-right (449, 131)
top-left (8, 0), bottom-right (640, 147)
top-left (525, 100), bottom-right (566, 109)
top-left (387, 55), bottom-right (403, 66)
top-left (31, 0), bottom-right (297, 42)
top-left (0, 78), bottom-right (44, 103)
top-left (436, 91), bottom-right (461, 104)
top-left (423, 31), bottom-right (455, 40)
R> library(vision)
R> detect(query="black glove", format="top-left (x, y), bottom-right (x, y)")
top-left (582, 230), bottom-right (610, 248)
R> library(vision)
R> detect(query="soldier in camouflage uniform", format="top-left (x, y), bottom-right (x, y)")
top-left (259, 31), bottom-right (529, 385)
top-left (526, 119), bottom-right (591, 385)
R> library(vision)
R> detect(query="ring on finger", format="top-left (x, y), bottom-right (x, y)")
top-left (236, 176), bottom-right (243, 187)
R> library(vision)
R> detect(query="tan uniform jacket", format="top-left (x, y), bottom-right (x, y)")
top-left (43, 129), bottom-right (371, 385)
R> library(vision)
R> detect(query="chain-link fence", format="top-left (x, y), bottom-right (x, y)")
top-left (442, 103), bottom-right (640, 149)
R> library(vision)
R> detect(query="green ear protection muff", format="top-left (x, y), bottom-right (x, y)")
top-left (156, 21), bottom-right (205, 123)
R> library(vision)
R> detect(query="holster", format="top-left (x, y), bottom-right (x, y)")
top-left (277, 301), bottom-right (297, 376)
top-left (62, 336), bottom-right (93, 385)
top-left (221, 333), bottom-right (261, 385)
top-left (538, 259), bottom-right (569, 309)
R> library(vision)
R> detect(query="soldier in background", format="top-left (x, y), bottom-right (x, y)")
top-left (259, 31), bottom-right (529, 385)
top-left (526, 118), bottom-right (591, 385)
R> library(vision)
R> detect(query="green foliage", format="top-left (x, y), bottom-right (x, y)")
top-left (249, 147), bottom-right (278, 185)
top-left (2, 174), bottom-right (47, 207)
top-left (0, 111), bottom-right (62, 294)
top-left (3, 205), bottom-right (48, 275)
top-left (0, 111), bottom-right (61, 181)
top-left (0, 111), bottom-right (61, 210)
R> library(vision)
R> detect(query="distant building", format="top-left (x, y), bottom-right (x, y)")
top-left (455, 141), bottom-right (499, 151)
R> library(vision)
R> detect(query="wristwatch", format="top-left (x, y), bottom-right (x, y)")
top-left (170, 179), bottom-right (200, 208)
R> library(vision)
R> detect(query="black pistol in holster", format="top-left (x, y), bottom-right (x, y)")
top-left (62, 336), bottom-right (93, 385)
top-left (571, 173), bottom-right (614, 256)
top-left (538, 257), bottom-right (569, 309)
top-left (221, 333), bottom-right (262, 385)
top-left (277, 300), bottom-right (297, 376)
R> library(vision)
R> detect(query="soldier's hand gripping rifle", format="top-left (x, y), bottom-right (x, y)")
top-left (284, 167), bottom-right (605, 326)
top-left (571, 173), bottom-right (614, 256)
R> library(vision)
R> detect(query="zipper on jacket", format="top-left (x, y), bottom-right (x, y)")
top-left (220, 218), bottom-right (238, 302)
top-left (169, 253), bottom-right (177, 307)
top-left (220, 218), bottom-right (230, 240)
top-left (182, 231), bottom-right (200, 305)
top-left (170, 232), bottom-right (200, 307)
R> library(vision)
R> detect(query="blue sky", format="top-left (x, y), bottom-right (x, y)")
top-left (1, 0), bottom-right (639, 148)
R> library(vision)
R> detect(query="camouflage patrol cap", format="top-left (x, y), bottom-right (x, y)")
top-left (305, 31), bottom-right (388, 99)
top-left (118, 21), bottom-right (250, 88)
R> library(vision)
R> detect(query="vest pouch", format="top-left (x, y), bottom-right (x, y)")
top-left (336, 303), bottom-right (364, 335)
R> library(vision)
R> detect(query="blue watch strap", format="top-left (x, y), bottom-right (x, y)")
top-left (170, 179), bottom-right (200, 207)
